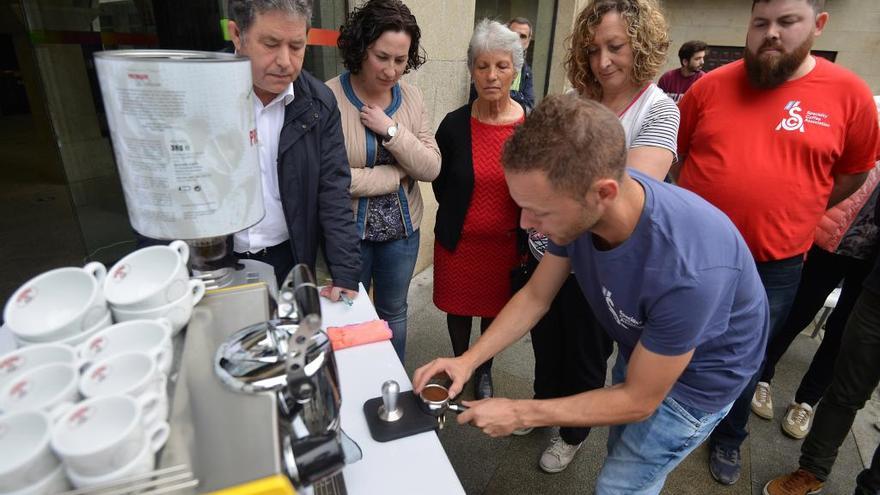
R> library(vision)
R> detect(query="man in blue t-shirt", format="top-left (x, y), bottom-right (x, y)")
top-left (413, 94), bottom-right (769, 494)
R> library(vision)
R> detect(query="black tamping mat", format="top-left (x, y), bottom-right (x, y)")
top-left (363, 391), bottom-right (438, 442)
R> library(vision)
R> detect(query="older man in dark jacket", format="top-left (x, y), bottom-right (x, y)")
top-left (228, 0), bottom-right (359, 298)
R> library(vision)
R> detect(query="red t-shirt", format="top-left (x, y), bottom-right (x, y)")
top-left (657, 68), bottom-right (704, 103)
top-left (677, 58), bottom-right (879, 262)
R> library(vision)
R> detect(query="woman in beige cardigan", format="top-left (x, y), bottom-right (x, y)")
top-left (326, 0), bottom-right (440, 361)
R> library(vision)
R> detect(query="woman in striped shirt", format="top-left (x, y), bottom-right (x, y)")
top-left (522, 0), bottom-right (681, 475)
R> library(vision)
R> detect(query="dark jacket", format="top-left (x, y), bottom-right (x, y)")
top-left (468, 61), bottom-right (535, 112)
top-left (433, 102), bottom-right (525, 252)
top-left (511, 61), bottom-right (535, 111)
top-left (279, 69), bottom-right (360, 290)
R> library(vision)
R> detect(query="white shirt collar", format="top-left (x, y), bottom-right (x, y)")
top-left (257, 83), bottom-right (295, 109)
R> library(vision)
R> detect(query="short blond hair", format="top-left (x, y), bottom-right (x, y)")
top-left (565, 0), bottom-right (670, 100)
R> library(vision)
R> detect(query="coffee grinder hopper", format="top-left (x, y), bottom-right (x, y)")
top-left (214, 264), bottom-right (359, 488)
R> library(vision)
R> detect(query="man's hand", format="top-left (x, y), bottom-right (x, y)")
top-left (412, 356), bottom-right (475, 399)
top-left (360, 104), bottom-right (395, 138)
top-left (320, 284), bottom-right (359, 303)
top-left (458, 398), bottom-right (523, 437)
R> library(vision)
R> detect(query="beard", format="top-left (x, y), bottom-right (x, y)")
top-left (744, 35), bottom-right (814, 89)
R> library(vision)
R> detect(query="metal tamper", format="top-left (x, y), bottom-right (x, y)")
top-left (378, 380), bottom-right (404, 422)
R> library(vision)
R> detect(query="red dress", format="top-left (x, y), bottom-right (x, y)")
top-left (433, 116), bottom-right (523, 317)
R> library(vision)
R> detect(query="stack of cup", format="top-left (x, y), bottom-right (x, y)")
top-left (3, 263), bottom-right (111, 348)
top-left (50, 395), bottom-right (169, 489)
top-left (0, 344), bottom-right (79, 390)
top-left (104, 240), bottom-right (204, 336)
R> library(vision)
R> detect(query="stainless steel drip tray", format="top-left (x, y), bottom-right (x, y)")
top-left (159, 283), bottom-right (282, 493)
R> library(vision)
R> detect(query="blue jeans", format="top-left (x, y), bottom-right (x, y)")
top-left (597, 356), bottom-right (733, 494)
top-left (359, 230), bottom-right (420, 362)
top-left (710, 255), bottom-right (803, 448)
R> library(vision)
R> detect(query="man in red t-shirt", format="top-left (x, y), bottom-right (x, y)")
top-left (657, 40), bottom-right (707, 103)
top-left (673, 0), bottom-right (879, 487)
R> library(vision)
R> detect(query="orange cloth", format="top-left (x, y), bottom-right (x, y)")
top-left (678, 58), bottom-right (879, 262)
top-left (327, 320), bottom-right (392, 350)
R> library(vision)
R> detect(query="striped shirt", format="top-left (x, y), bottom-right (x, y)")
top-left (529, 90), bottom-right (681, 259)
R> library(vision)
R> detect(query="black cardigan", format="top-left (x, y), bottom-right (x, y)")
top-left (433, 102), bottom-right (525, 252)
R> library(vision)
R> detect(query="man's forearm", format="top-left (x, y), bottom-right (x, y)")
top-left (516, 384), bottom-right (656, 429)
top-left (461, 283), bottom-right (551, 370)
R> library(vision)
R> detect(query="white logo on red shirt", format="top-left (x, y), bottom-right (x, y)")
top-left (776, 100), bottom-right (832, 133)
top-left (776, 100), bottom-right (805, 133)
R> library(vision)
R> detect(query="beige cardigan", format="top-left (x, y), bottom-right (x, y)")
top-left (326, 75), bottom-right (441, 233)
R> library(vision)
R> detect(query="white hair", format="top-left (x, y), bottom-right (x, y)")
top-left (467, 19), bottom-right (524, 74)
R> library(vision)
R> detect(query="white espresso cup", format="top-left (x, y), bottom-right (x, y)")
top-left (50, 395), bottom-right (169, 478)
top-left (78, 352), bottom-right (168, 428)
top-left (0, 344), bottom-right (79, 390)
top-left (64, 423), bottom-right (158, 489)
top-left (4, 263), bottom-right (107, 343)
top-left (13, 310), bottom-right (112, 350)
top-left (104, 240), bottom-right (190, 310)
top-left (77, 319), bottom-right (173, 375)
top-left (0, 411), bottom-right (60, 492)
top-left (111, 279), bottom-right (205, 335)
top-left (0, 363), bottom-right (78, 417)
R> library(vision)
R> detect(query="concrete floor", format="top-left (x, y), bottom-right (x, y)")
top-left (402, 268), bottom-right (880, 495)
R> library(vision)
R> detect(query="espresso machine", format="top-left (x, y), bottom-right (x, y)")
top-left (215, 265), bottom-right (360, 488)
top-left (93, 50), bottom-right (355, 494)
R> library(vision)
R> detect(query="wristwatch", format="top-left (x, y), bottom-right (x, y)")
top-left (384, 123), bottom-right (398, 142)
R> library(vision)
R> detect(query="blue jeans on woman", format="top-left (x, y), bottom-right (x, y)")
top-left (359, 230), bottom-right (420, 362)
top-left (596, 355), bottom-right (733, 494)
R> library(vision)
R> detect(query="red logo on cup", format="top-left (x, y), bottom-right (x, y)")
top-left (9, 380), bottom-right (28, 400)
top-left (0, 356), bottom-right (22, 374)
top-left (90, 365), bottom-right (109, 383)
top-left (15, 288), bottom-right (36, 307)
top-left (88, 337), bottom-right (106, 355)
top-left (112, 264), bottom-right (130, 282)
top-left (68, 406), bottom-right (91, 428)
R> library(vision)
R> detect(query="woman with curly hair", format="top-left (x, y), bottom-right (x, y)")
top-left (326, 0), bottom-right (440, 362)
top-left (519, 0), bottom-right (681, 476)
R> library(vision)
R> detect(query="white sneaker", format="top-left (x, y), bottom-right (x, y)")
top-left (512, 427), bottom-right (534, 436)
top-left (782, 402), bottom-right (814, 439)
top-left (751, 381), bottom-right (774, 419)
top-left (539, 436), bottom-right (582, 473)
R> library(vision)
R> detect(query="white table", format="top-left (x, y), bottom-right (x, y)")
top-left (321, 285), bottom-right (464, 495)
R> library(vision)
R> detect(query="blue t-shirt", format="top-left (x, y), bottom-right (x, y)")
top-left (547, 169), bottom-right (769, 412)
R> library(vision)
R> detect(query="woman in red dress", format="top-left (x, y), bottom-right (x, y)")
top-left (432, 19), bottom-right (526, 400)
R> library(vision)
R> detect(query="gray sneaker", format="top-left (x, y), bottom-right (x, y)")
top-left (751, 381), bottom-right (774, 419)
top-left (782, 402), bottom-right (813, 439)
top-left (539, 436), bottom-right (582, 473)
